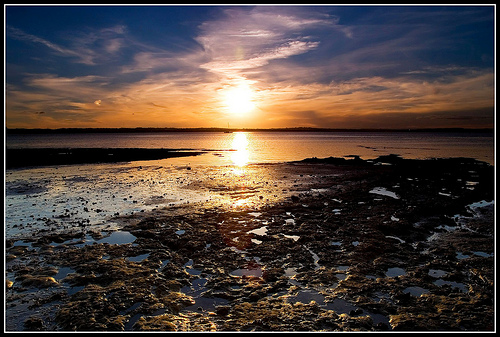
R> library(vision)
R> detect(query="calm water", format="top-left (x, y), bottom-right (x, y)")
top-left (4, 131), bottom-right (494, 239)
top-left (6, 131), bottom-right (495, 165)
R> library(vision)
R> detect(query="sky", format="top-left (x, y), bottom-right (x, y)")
top-left (4, 5), bottom-right (495, 129)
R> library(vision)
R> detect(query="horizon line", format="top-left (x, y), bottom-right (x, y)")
top-left (5, 126), bottom-right (494, 134)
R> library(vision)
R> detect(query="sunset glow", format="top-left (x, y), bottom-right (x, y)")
top-left (5, 5), bottom-right (494, 130)
top-left (222, 84), bottom-right (256, 115)
top-left (4, 6), bottom-right (495, 331)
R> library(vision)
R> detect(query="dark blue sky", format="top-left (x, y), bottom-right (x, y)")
top-left (5, 5), bottom-right (495, 129)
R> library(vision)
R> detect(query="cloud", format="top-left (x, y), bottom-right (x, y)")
top-left (7, 26), bottom-right (80, 58)
top-left (7, 25), bottom-right (128, 65)
top-left (64, 25), bottom-right (128, 65)
top-left (252, 67), bottom-right (494, 128)
top-left (6, 74), bottom-right (110, 126)
top-left (26, 74), bottom-right (107, 96)
top-left (201, 40), bottom-right (320, 77)
top-left (5, 6), bottom-right (494, 129)
top-left (196, 7), bottom-right (334, 80)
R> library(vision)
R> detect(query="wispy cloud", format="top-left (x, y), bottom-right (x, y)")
top-left (7, 24), bottom-right (128, 65)
top-left (66, 25), bottom-right (128, 65)
top-left (5, 6), bottom-right (494, 129)
top-left (197, 7), bottom-right (336, 80)
top-left (7, 26), bottom-right (81, 58)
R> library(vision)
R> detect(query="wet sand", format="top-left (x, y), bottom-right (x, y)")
top-left (5, 155), bottom-right (495, 331)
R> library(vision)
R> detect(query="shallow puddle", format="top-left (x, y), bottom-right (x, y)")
top-left (128, 253), bottom-right (150, 262)
top-left (230, 267), bottom-right (263, 277)
top-left (184, 259), bottom-right (203, 276)
top-left (433, 279), bottom-right (467, 292)
top-left (288, 288), bottom-right (390, 327)
top-left (369, 187), bottom-right (399, 199)
top-left (248, 226), bottom-right (268, 236)
top-left (159, 259), bottom-right (170, 270)
top-left (97, 231), bottom-right (137, 245)
top-left (385, 267), bottom-right (406, 278)
top-left (54, 266), bottom-right (75, 280)
top-left (473, 251), bottom-right (493, 258)
top-left (185, 297), bottom-right (229, 312)
top-left (67, 231), bottom-right (138, 247)
top-left (287, 288), bottom-right (325, 305)
top-left (428, 269), bottom-right (447, 278)
top-left (181, 277), bottom-right (230, 313)
top-left (335, 273), bottom-right (347, 281)
top-left (403, 286), bottom-right (430, 297)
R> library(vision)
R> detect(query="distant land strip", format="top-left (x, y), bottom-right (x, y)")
top-left (5, 148), bottom-right (206, 169)
top-left (5, 127), bottom-right (494, 134)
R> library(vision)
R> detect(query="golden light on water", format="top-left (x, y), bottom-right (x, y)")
top-left (230, 132), bottom-right (250, 167)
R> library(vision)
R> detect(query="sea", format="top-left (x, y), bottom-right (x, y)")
top-left (5, 130), bottom-right (495, 165)
top-left (4, 131), bottom-right (495, 239)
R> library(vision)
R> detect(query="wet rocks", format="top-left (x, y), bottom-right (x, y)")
top-left (24, 316), bottom-right (46, 331)
top-left (19, 275), bottom-right (59, 288)
top-left (5, 157), bottom-right (494, 331)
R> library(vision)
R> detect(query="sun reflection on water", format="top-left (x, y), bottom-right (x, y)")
top-left (230, 132), bottom-right (250, 167)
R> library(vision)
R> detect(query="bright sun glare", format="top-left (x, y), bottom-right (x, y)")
top-left (231, 132), bottom-right (250, 167)
top-left (223, 84), bottom-right (255, 115)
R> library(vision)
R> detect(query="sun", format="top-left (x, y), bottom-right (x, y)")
top-left (223, 83), bottom-right (256, 115)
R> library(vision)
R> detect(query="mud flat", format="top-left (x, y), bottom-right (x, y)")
top-left (5, 155), bottom-right (495, 331)
top-left (5, 148), bottom-right (206, 169)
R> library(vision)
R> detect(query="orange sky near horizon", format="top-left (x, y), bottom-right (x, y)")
top-left (5, 5), bottom-right (495, 130)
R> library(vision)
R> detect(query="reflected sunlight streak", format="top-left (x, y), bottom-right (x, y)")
top-left (231, 132), bottom-right (250, 167)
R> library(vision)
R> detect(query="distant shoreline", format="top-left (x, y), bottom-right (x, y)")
top-left (5, 127), bottom-right (494, 134)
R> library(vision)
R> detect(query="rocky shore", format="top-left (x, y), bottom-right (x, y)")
top-left (5, 155), bottom-right (495, 331)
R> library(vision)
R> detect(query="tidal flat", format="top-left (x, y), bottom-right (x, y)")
top-left (5, 155), bottom-right (495, 331)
